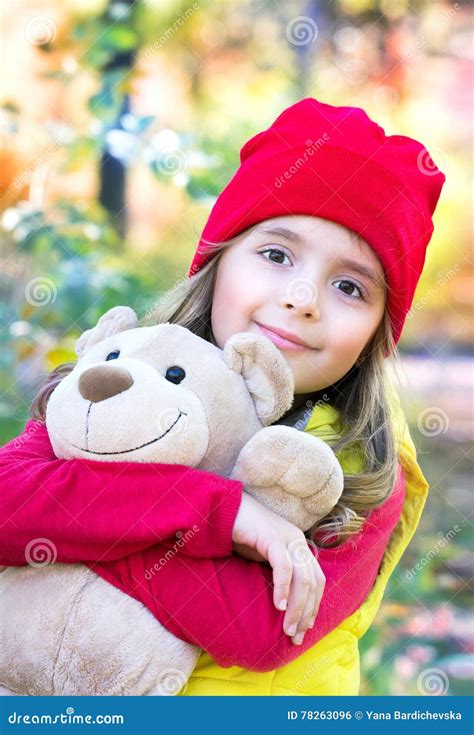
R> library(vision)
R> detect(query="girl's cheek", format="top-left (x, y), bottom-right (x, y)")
top-left (224, 275), bottom-right (256, 312)
top-left (328, 333), bottom-right (365, 373)
top-left (318, 305), bottom-right (364, 348)
top-left (212, 272), bottom-right (255, 340)
top-left (228, 265), bottom-right (267, 304)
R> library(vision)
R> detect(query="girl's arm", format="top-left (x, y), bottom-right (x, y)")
top-left (0, 419), bottom-right (242, 565)
top-left (100, 462), bottom-right (405, 671)
top-left (1, 419), bottom-right (323, 634)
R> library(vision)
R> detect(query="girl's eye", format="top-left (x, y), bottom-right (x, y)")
top-left (259, 247), bottom-right (292, 266)
top-left (334, 279), bottom-right (365, 300)
top-left (105, 350), bottom-right (120, 361)
top-left (165, 366), bottom-right (186, 384)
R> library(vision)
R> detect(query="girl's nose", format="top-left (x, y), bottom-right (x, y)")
top-left (282, 279), bottom-right (320, 319)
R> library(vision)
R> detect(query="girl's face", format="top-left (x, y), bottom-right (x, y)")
top-left (211, 215), bottom-right (386, 396)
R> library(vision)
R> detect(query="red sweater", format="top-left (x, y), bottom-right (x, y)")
top-left (0, 419), bottom-right (405, 672)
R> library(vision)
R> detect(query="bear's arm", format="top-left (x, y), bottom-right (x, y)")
top-left (0, 419), bottom-right (242, 565)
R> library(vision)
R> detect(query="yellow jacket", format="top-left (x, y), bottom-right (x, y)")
top-left (181, 392), bottom-right (428, 695)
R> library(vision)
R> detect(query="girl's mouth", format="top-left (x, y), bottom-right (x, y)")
top-left (253, 322), bottom-right (314, 352)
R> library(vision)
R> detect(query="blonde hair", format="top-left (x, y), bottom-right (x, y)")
top-left (31, 228), bottom-right (402, 548)
top-left (143, 229), bottom-right (402, 548)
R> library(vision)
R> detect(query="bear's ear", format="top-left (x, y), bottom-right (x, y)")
top-left (75, 306), bottom-right (138, 358)
top-left (223, 333), bottom-right (294, 425)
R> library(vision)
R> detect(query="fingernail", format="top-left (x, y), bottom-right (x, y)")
top-left (293, 633), bottom-right (304, 645)
top-left (309, 617), bottom-right (316, 628)
top-left (278, 599), bottom-right (287, 611)
top-left (287, 624), bottom-right (297, 636)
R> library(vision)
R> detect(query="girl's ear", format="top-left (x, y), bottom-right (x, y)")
top-left (75, 306), bottom-right (138, 358)
top-left (223, 333), bottom-right (294, 425)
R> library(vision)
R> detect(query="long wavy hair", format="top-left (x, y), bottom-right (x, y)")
top-left (31, 226), bottom-right (404, 548)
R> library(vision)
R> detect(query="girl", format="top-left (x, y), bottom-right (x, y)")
top-left (0, 98), bottom-right (445, 695)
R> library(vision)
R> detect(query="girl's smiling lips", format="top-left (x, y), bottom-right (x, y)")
top-left (253, 321), bottom-right (316, 351)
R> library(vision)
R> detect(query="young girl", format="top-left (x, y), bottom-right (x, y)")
top-left (0, 98), bottom-right (445, 695)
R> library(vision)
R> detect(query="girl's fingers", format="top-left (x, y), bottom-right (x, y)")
top-left (267, 542), bottom-right (294, 612)
top-left (292, 559), bottom-right (319, 644)
top-left (311, 564), bottom-right (326, 621)
top-left (283, 562), bottom-right (311, 637)
top-left (267, 535), bottom-right (324, 640)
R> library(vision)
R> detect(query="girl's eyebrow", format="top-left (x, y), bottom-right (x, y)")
top-left (255, 225), bottom-right (303, 244)
top-left (333, 258), bottom-right (385, 291)
top-left (254, 224), bottom-right (384, 291)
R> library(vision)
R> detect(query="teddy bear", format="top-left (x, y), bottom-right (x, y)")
top-left (0, 306), bottom-right (344, 696)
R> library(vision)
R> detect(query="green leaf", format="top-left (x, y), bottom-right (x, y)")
top-left (101, 24), bottom-right (139, 52)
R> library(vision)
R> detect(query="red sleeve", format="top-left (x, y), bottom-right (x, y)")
top-left (96, 462), bottom-right (405, 672)
top-left (0, 419), bottom-right (243, 565)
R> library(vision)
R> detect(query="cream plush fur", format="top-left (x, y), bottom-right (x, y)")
top-left (0, 306), bottom-right (344, 696)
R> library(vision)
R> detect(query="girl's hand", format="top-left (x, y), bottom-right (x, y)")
top-left (232, 493), bottom-right (325, 646)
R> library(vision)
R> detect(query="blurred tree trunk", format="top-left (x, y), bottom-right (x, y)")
top-left (98, 0), bottom-right (135, 238)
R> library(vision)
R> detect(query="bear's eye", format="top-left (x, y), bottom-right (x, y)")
top-left (165, 366), bottom-right (186, 385)
top-left (105, 350), bottom-right (120, 361)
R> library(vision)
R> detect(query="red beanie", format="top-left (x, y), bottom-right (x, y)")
top-left (189, 98), bottom-right (446, 346)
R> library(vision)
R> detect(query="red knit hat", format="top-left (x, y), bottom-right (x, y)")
top-left (189, 98), bottom-right (446, 346)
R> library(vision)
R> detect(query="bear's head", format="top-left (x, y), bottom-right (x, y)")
top-left (46, 306), bottom-right (295, 477)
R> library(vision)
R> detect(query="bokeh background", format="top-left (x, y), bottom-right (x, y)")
top-left (0, 0), bottom-right (472, 696)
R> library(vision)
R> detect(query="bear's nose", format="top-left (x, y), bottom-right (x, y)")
top-left (79, 365), bottom-right (134, 403)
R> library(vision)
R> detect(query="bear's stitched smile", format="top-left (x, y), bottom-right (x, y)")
top-left (72, 410), bottom-right (187, 455)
